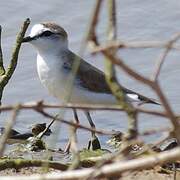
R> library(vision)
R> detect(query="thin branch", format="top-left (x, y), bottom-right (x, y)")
top-left (86, 0), bottom-right (103, 44)
top-left (37, 109), bottom-right (114, 135)
top-left (102, 51), bottom-right (154, 86)
top-left (0, 25), bottom-right (5, 76)
top-left (0, 159), bottom-right (68, 171)
top-left (104, 0), bottom-right (137, 139)
top-left (0, 105), bottom-right (20, 157)
top-left (0, 101), bottom-right (168, 118)
top-left (152, 83), bottom-right (180, 143)
top-left (0, 18), bottom-right (30, 103)
top-left (38, 118), bottom-right (56, 139)
top-left (152, 33), bottom-right (180, 81)
top-left (68, 123), bottom-right (80, 170)
top-left (91, 39), bottom-right (180, 53)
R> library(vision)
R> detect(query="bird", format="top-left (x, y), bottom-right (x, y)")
top-left (22, 22), bottom-right (159, 150)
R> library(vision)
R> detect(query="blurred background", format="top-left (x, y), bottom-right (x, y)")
top-left (0, 0), bottom-right (180, 149)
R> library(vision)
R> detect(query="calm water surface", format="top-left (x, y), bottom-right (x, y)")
top-left (0, 0), bottom-right (180, 149)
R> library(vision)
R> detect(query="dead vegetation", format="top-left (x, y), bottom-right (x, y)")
top-left (0, 0), bottom-right (180, 179)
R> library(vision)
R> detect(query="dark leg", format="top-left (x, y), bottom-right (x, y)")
top-left (64, 109), bottom-right (79, 153)
top-left (73, 109), bottom-right (80, 124)
top-left (84, 111), bottom-right (96, 136)
top-left (84, 111), bottom-right (101, 150)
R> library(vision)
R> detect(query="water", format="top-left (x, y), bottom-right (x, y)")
top-left (0, 0), bottom-right (180, 149)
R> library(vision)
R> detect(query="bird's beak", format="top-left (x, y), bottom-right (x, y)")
top-left (22, 36), bottom-right (34, 43)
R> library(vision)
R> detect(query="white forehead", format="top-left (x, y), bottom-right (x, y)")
top-left (29, 24), bottom-right (50, 37)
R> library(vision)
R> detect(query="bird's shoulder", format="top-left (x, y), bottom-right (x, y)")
top-left (62, 50), bottom-right (111, 94)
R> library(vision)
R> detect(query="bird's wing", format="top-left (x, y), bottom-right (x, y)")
top-left (121, 86), bottom-right (160, 104)
top-left (63, 51), bottom-right (159, 104)
top-left (62, 51), bottom-right (111, 94)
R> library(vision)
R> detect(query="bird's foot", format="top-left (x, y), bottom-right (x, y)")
top-left (88, 135), bottom-right (101, 150)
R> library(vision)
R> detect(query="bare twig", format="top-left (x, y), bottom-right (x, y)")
top-left (68, 124), bottom-right (80, 170)
top-left (0, 1), bottom-right (180, 178)
top-left (0, 101), bottom-right (167, 118)
top-left (0, 158), bottom-right (68, 171)
top-left (38, 117), bottom-right (56, 139)
top-left (91, 40), bottom-right (180, 53)
top-left (0, 105), bottom-right (20, 157)
top-left (86, 0), bottom-right (103, 44)
top-left (152, 33), bottom-right (180, 81)
top-left (102, 51), bottom-right (154, 86)
top-left (104, 0), bottom-right (137, 140)
top-left (0, 25), bottom-right (5, 76)
top-left (152, 83), bottom-right (180, 143)
top-left (37, 109), bottom-right (114, 135)
top-left (0, 18), bottom-right (30, 103)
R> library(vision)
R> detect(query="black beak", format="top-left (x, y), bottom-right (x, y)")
top-left (22, 36), bottom-right (34, 43)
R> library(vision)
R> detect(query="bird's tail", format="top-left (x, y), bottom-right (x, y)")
top-left (138, 95), bottom-right (160, 105)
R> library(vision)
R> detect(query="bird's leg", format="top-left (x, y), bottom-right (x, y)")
top-left (64, 109), bottom-right (79, 153)
top-left (73, 109), bottom-right (80, 124)
top-left (84, 111), bottom-right (95, 136)
top-left (84, 111), bottom-right (101, 150)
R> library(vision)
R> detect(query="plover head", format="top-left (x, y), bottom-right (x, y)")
top-left (23, 22), bottom-right (68, 52)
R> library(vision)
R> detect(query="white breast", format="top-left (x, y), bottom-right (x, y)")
top-left (37, 53), bottom-right (68, 99)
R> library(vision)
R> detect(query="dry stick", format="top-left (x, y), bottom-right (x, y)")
top-left (2, 147), bottom-right (180, 180)
top-left (152, 83), bottom-right (180, 143)
top-left (68, 124), bottom-right (80, 170)
top-left (38, 117), bottom-right (56, 139)
top-left (0, 102), bottom-right (168, 118)
top-left (0, 25), bottom-right (5, 76)
top-left (0, 18), bottom-right (30, 103)
top-left (0, 18), bottom-right (30, 157)
top-left (102, 51), bottom-right (153, 86)
top-left (152, 33), bottom-right (180, 81)
top-left (151, 34), bottom-right (180, 142)
top-left (37, 109), bottom-right (114, 135)
top-left (105, 0), bottom-right (137, 140)
top-left (0, 105), bottom-right (20, 157)
top-left (0, 101), bottom-right (170, 137)
top-left (91, 39), bottom-right (180, 53)
top-left (67, 110), bottom-right (80, 169)
top-left (86, 0), bottom-right (103, 44)
top-left (0, 159), bottom-right (68, 171)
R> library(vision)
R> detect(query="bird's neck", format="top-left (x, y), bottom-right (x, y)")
top-left (36, 47), bottom-right (70, 69)
top-left (37, 44), bottom-right (68, 56)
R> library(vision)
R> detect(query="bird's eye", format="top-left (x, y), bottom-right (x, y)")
top-left (41, 30), bottom-right (54, 37)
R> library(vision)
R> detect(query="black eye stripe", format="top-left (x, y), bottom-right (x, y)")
top-left (40, 30), bottom-right (54, 37)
